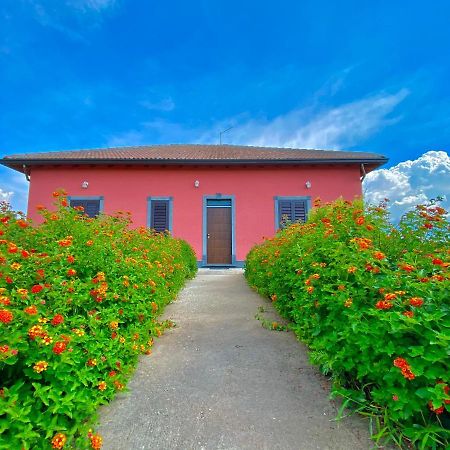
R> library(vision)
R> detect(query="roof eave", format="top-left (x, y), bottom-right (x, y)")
top-left (1, 157), bottom-right (388, 173)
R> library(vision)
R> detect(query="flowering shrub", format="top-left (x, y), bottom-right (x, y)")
top-left (0, 192), bottom-right (197, 449)
top-left (245, 198), bottom-right (449, 448)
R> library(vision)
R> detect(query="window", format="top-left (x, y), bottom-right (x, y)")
top-left (68, 196), bottom-right (103, 218)
top-left (275, 197), bottom-right (309, 229)
top-left (147, 197), bottom-right (173, 232)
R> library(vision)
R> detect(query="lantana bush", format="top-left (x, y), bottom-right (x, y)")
top-left (245, 198), bottom-right (449, 449)
top-left (0, 191), bottom-right (197, 449)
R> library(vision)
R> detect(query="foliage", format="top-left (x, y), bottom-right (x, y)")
top-left (245, 197), bottom-right (449, 448)
top-left (0, 192), bottom-right (197, 449)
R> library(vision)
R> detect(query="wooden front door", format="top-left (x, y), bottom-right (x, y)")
top-left (207, 206), bottom-right (232, 264)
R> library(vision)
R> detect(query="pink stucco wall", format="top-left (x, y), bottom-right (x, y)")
top-left (27, 165), bottom-right (362, 262)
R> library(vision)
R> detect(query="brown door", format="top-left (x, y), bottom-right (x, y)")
top-left (207, 207), bottom-right (232, 264)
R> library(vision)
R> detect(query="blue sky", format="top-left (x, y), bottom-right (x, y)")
top-left (1, 0), bottom-right (450, 216)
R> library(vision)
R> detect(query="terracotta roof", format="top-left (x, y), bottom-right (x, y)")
top-left (1, 144), bottom-right (387, 171)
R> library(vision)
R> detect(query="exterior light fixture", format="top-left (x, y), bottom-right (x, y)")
top-left (81, 181), bottom-right (89, 189)
top-left (194, 180), bottom-right (200, 188)
top-left (305, 181), bottom-right (312, 189)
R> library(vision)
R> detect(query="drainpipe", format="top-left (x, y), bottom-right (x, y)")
top-left (22, 164), bottom-right (30, 181)
top-left (360, 163), bottom-right (367, 182)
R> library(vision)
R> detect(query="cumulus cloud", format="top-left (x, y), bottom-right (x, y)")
top-left (0, 188), bottom-right (13, 202)
top-left (0, 170), bottom-right (29, 213)
top-left (202, 89), bottom-right (409, 149)
top-left (363, 151), bottom-right (450, 221)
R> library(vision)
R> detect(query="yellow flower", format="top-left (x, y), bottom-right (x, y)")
top-left (33, 361), bottom-right (49, 373)
top-left (10, 262), bottom-right (21, 270)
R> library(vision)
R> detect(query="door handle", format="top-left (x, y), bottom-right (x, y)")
top-left (207, 233), bottom-right (211, 239)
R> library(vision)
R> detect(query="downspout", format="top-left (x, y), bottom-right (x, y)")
top-left (360, 163), bottom-right (367, 182)
top-left (22, 164), bottom-right (30, 181)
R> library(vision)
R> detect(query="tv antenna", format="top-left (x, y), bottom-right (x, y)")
top-left (219, 127), bottom-right (233, 144)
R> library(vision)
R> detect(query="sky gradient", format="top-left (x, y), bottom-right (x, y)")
top-left (1, 0), bottom-right (449, 216)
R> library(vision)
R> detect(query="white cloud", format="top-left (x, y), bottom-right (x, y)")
top-left (0, 170), bottom-right (29, 213)
top-left (139, 97), bottom-right (175, 112)
top-left (23, 0), bottom-right (118, 41)
top-left (201, 89), bottom-right (409, 149)
top-left (0, 188), bottom-right (13, 202)
top-left (363, 151), bottom-right (450, 221)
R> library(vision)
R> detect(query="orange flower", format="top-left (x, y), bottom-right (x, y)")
top-left (393, 357), bottom-right (415, 380)
top-left (67, 269), bottom-right (76, 277)
top-left (355, 216), bottom-right (365, 225)
top-left (409, 297), bottom-right (424, 307)
top-left (347, 266), bottom-right (357, 274)
top-left (51, 314), bottom-right (64, 326)
top-left (344, 298), bottom-right (353, 308)
top-left (0, 309), bottom-right (13, 323)
top-left (51, 433), bottom-right (67, 449)
top-left (89, 433), bottom-right (103, 449)
top-left (52, 341), bottom-right (67, 355)
top-left (403, 311), bottom-right (414, 318)
top-left (375, 300), bottom-right (393, 310)
top-left (306, 286), bottom-right (314, 294)
top-left (373, 251), bottom-right (385, 260)
top-left (384, 293), bottom-right (397, 301)
top-left (98, 381), bottom-right (107, 391)
top-left (24, 305), bottom-right (38, 315)
top-left (86, 240), bottom-right (94, 246)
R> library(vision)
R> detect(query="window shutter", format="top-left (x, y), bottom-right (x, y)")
top-left (293, 200), bottom-right (307, 222)
top-left (70, 199), bottom-right (100, 218)
top-left (277, 199), bottom-right (308, 228)
top-left (151, 200), bottom-right (169, 232)
top-left (278, 200), bottom-right (292, 226)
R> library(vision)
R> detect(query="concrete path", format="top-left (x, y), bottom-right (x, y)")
top-left (98, 269), bottom-right (373, 450)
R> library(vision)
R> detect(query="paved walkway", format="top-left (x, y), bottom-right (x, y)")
top-left (98, 269), bottom-right (372, 449)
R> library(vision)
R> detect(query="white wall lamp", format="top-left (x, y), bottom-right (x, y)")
top-left (81, 181), bottom-right (89, 189)
top-left (305, 180), bottom-right (312, 189)
top-left (194, 180), bottom-right (200, 188)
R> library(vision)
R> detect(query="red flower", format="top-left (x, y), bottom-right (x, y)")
top-left (21, 250), bottom-right (30, 258)
top-left (16, 219), bottom-right (28, 228)
top-left (67, 255), bottom-right (75, 263)
top-left (36, 269), bottom-right (45, 279)
top-left (428, 401), bottom-right (444, 414)
top-left (355, 216), bottom-right (365, 225)
top-left (384, 293), bottom-right (397, 301)
top-left (393, 357), bottom-right (415, 380)
top-left (409, 297), bottom-right (424, 307)
top-left (375, 300), bottom-right (393, 310)
top-left (51, 314), bottom-right (64, 326)
top-left (31, 284), bottom-right (43, 294)
top-left (67, 269), bottom-right (76, 277)
top-left (0, 309), bottom-right (13, 323)
top-left (402, 311), bottom-right (414, 318)
top-left (432, 258), bottom-right (443, 265)
top-left (423, 222), bottom-right (433, 229)
top-left (52, 341), bottom-right (67, 354)
top-left (5, 277), bottom-right (13, 284)
top-left (108, 370), bottom-right (117, 377)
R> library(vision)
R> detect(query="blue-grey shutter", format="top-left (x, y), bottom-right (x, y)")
top-left (70, 199), bottom-right (100, 218)
top-left (293, 200), bottom-right (307, 222)
top-left (278, 199), bottom-right (307, 227)
top-left (278, 200), bottom-right (292, 227)
top-left (151, 200), bottom-right (169, 232)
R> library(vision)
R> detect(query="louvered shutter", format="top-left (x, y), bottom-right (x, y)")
top-left (151, 200), bottom-right (169, 232)
top-left (69, 199), bottom-right (100, 218)
top-left (293, 200), bottom-right (307, 222)
top-left (278, 200), bottom-right (293, 227)
top-left (278, 199), bottom-right (308, 228)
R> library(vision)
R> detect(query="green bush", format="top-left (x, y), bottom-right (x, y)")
top-left (245, 198), bottom-right (449, 449)
top-left (0, 191), bottom-right (197, 449)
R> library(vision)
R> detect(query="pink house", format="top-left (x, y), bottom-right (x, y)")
top-left (1, 144), bottom-right (387, 267)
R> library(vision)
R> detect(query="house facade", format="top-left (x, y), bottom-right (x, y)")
top-left (1, 144), bottom-right (387, 267)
